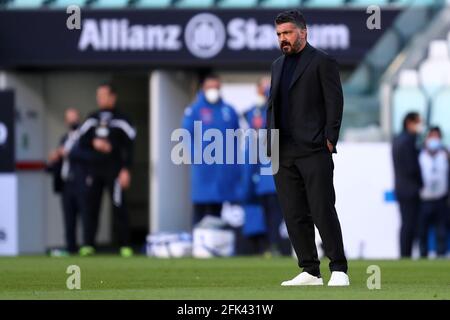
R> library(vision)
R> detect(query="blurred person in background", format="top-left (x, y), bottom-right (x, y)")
top-left (182, 74), bottom-right (240, 226)
top-left (418, 127), bottom-right (449, 258)
top-left (77, 82), bottom-right (136, 257)
top-left (47, 108), bottom-right (85, 256)
top-left (243, 76), bottom-right (288, 256)
top-left (392, 112), bottom-right (424, 258)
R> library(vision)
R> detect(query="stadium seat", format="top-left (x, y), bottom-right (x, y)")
top-left (408, 0), bottom-right (438, 6)
top-left (343, 63), bottom-right (372, 94)
top-left (391, 0), bottom-right (439, 4)
top-left (349, 0), bottom-right (389, 6)
top-left (7, 0), bottom-right (45, 8)
top-left (50, 0), bottom-right (88, 8)
top-left (418, 40), bottom-right (450, 98)
top-left (390, 0), bottom-right (411, 5)
top-left (366, 30), bottom-right (400, 69)
top-left (392, 69), bottom-right (427, 134)
top-left (427, 39), bottom-right (449, 60)
top-left (393, 0), bottom-right (438, 5)
top-left (398, 69), bottom-right (420, 88)
top-left (260, 0), bottom-right (302, 8)
top-left (448, 31), bottom-right (450, 53)
top-left (430, 87), bottom-right (450, 145)
top-left (218, 0), bottom-right (258, 8)
top-left (134, 0), bottom-right (172, 7)
top-left (303, 0), bottom-right (345, 7)
top-left (90, 0), bottom-right (130, 8)
top-left (390, 0), bottom-right (425, 5)
top-left (392, 4), bottom-right (428, 40)
top-left (175, 0), bottom-right (214, 8)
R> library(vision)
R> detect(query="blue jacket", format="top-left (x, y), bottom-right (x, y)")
top-left (242, 203), bottom-right (267, 237)
top-left (182, 92), bottom-right (241, 203)
top-left (244, 105), bottom-right (277, 196)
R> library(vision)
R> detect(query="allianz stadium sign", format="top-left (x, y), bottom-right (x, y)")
top-left (0, 9), bottom-right (401, 67)
top-left (78, 14), bottom-right (350, 58)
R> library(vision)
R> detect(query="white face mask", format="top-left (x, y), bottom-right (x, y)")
top-left (415, 123), bottom-right (425, 135)
top-left (204, 88), bottom-right (220, 104)
top-left (255, 94), bottom-right (266, 107)
top-left (426, 137), bottom-right (442, 152)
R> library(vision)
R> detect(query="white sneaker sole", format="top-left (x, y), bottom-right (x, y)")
top-left (281, 279), bottom-right (324, 286)
top-left (328, 282), bottom-right (350, 287)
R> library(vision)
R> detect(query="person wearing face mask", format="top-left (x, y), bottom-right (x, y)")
top-left (47, 108), bottom-right (90, 255)
top-left (182, 74), bottom-right (240, 226)
top-left (241, 77), bottom-right (289, 256)
top-left (392, 112), bottom-right (424, 258)
top-left (418, 127), bottom-right (449, 258)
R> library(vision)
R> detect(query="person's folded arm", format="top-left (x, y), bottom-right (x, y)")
top-left (69, 142), bottom-right (108, 163)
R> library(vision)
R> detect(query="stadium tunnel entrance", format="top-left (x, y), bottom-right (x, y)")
top-left (3, 70), bottom-right (151, 253)
top-left (1, 68), bottom-right (272, 254)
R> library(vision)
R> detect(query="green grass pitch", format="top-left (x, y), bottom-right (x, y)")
top-left (0, 256), bottom-right (448, 299)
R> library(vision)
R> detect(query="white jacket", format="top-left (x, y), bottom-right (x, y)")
top-left (419, 149), bottom-right (449, 200)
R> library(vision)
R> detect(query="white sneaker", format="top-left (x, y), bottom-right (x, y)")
top-left (281, 272), bottom-right (324, 286)
top-left (327, 271), bottom-right (350, 286)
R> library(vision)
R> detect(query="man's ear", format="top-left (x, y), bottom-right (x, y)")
top-left (300, 28), bottom-right (307, 40)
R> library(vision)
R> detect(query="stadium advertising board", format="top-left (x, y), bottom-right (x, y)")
top-left (0, 91), bottom-right (15, 173)
top-left (0, 90), bottom-right (17, 256)
top-left (0, 9), bottom-right (401, 67)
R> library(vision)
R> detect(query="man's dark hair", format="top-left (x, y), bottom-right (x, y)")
top-left (402, 112), bottom-right (420, 131)
top-left (275, 10), bottom-right (307, 29)
top-left (201, 74), bottom-right (221, 85)
top-left (428, 126), bottom-right (442, 138)
top-left (98, 82), bottom-right (117, 95)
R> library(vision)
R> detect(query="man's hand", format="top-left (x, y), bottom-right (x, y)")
top-left (59, 146), bottom-right (69, 158)
top-left (48, 150), bottom-right (60, 163)
top-left (48, 147), bottom-right (65, 163)
top-left (118, 168), bottom-right (131, 190)
top-left (327, 139), bottom-right (334, 153)
top-left (93, 138), bottom-right (112, 153)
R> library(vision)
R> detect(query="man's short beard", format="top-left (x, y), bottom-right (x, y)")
top-left (283, 38), bottom-right (303, 55)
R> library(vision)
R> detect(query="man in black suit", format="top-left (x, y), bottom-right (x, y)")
top-left (266, 10), bottom-right (348, 286)
top-left (392, 112), bottom-right (424, 258)
top-left (47, 108), bottom-right (85, 255)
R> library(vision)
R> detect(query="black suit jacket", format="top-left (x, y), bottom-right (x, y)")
top-left (46, 133), bottom-right (67, 194)
top-left (392, 131), bottom-right (423, 199)
top-left (266, 43), bottom-right (344, 157)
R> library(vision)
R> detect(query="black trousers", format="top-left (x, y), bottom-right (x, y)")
top-left (274, 146), bottom-right (347, 276)
top-left (61, 181), bottom-right (89, 253)
top-left (419, 197), bottom-right (448, 257)
top-left (398, 196), bottom-right (420, 258)
top-left (85, 172), bottom-right (130, 248)
top-left (192, 203), bottom-right (223, 226)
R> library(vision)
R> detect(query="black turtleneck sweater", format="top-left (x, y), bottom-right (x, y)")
top-left (276, 48), bottom-right (304, 141)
